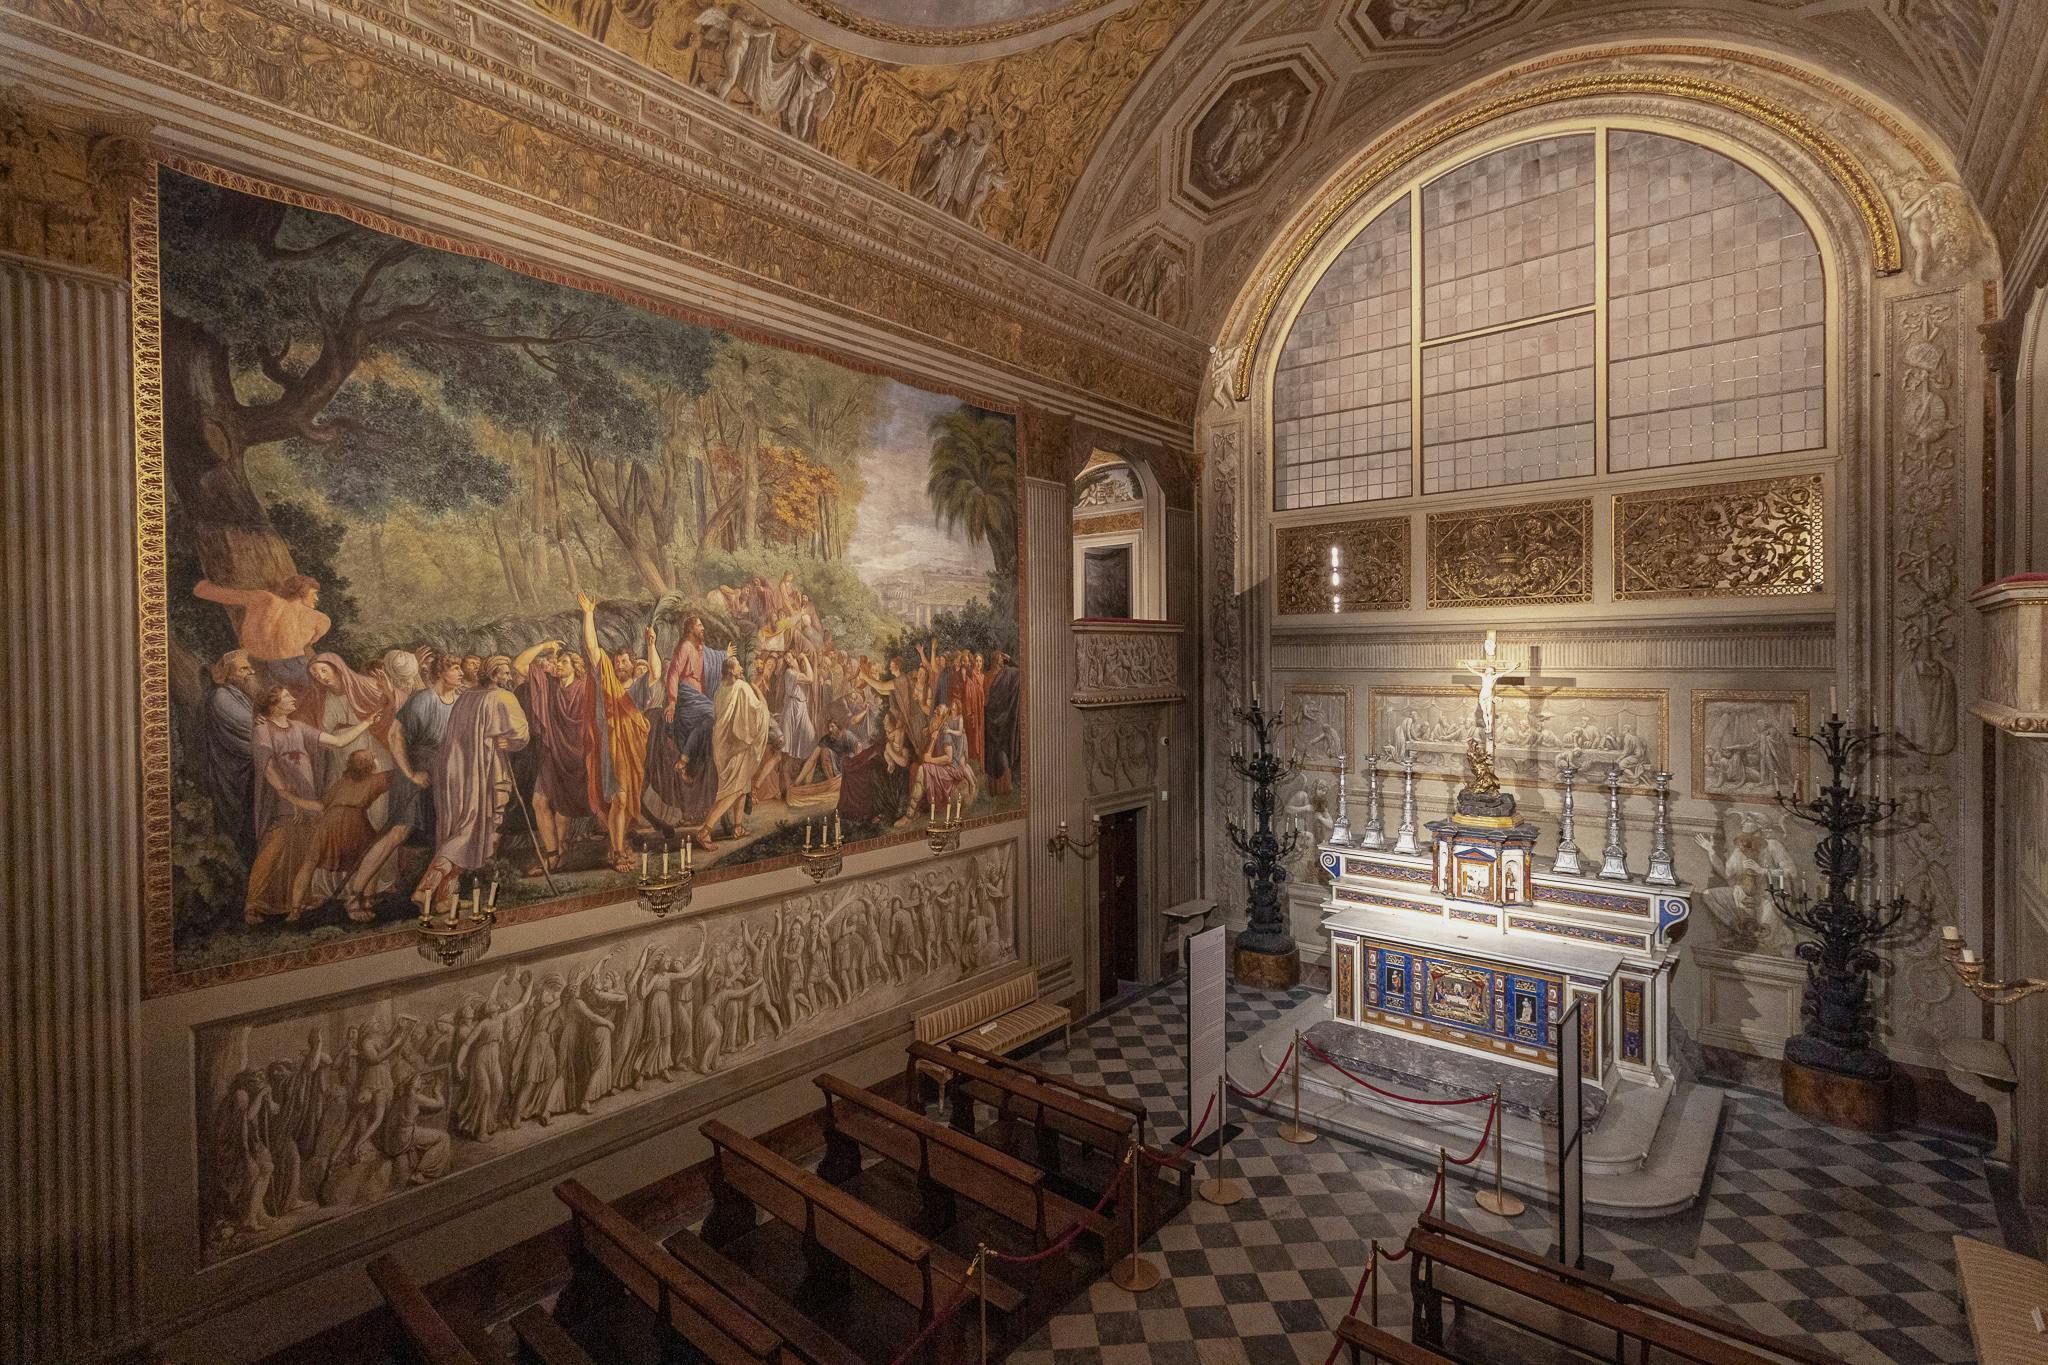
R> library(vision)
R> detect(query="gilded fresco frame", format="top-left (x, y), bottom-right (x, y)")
top-left (132, 158), bottom-right (1030, 998)
top-left (1690, 688), bottom-right (1812, 803)
top-left (1366, 684), bottom-right (1670, 797)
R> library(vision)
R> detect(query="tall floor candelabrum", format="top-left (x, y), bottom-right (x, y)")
top-left (1225, 692), bottom-right (1302, 988)
top-left (1770, 711), bottom-right (1910, 1132)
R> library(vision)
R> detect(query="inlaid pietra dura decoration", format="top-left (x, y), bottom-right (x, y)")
top-left (140, 165), bottom-right (1025, 994)
top-left (1613, 475), bottom-right (1826, 600)
top-left (1425, 499), bottom-right (1591, 608)
top-left (1275, 516), bottom-right (1409, 614)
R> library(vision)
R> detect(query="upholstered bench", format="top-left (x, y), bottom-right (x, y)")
top-left (1955, 1234), bottom-right (2048, 1365)
top-left (911, 968), bottom-right (1071, 1092)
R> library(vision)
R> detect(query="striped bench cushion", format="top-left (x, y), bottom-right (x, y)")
top-left (1955, 1235), bottom-right (2048, 1365)
top-left (915, 969), bottom-right (1038, 1044)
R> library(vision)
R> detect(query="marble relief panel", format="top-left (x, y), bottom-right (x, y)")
top-left (1691, 690), bottom-right (1809, 802)
top-left (193, 844), bottom-right (1014, 1264)
top-left (1186, 67), bottom-right (1315, 209)
top-left (1286, 684), bottom-right (1352, 771)
top-left (1368, 685), bottom-right (1667, 794)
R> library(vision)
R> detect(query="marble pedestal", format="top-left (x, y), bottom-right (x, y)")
top-left (1234, 944), bottom-right (1301, 989)
top-left (1232, 996), bottom-right (1724, 1219)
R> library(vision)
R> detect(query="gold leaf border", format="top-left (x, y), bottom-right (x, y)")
top-left (1233, 72), bottom-right (1901, 398)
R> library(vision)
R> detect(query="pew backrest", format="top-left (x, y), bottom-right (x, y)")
top-left (367, 1253), bottom-right (488, 1365)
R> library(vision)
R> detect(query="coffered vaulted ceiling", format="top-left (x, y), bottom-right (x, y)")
top-left (536, 0), bottom-right (2036, 329)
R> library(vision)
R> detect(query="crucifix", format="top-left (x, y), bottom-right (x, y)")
top-left (1456, 629), bottom-right (1523, 760)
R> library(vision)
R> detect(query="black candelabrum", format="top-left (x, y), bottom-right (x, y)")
top-left (1225, 695), bottom-right (1300, 959)
top-left (1769, 713), bottom-right (1911, 1082)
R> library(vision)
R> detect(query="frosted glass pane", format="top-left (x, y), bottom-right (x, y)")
top-left (1273, 198), bottom-right (1412, 509)
top-left (1422, 135), bottom-right (1596, 340)
top-left (1421, 314), bottom-right (1596, 494)
top-left (1607, 130), bottom-right (1827, 470)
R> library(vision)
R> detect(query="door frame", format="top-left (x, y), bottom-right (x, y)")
top-left (1081, 794), bottom-right (1160, 1014)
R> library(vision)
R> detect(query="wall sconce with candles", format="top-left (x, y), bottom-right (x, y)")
top-left (801, 814), bottom-right (845, 883)
top-left (416, 874), bottom-right (497, 968)
top-left (1939, 926), bottom-right (2048, 1005)
top-left (1047, 818), bottom-right (1100, 860)
top-left (638, 841), bottom-right (693, 917)
top-left (927, 798), bottom-right (962, 855)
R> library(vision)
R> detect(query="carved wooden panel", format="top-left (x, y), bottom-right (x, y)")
top-left (1275, 515), bottom-right (1408, 614)
top-left (1613, 474), bottom-right (1825, 600)
top-left (1425, 499), bottom-right (1591, 608)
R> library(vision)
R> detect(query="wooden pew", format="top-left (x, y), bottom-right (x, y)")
top-left (1414, 1214), bottom-right (1835, 1365)
top-left (940, 1037), bottom-right (1148, 1143)
top-left (555, 1178), bottom-right (858, 1365)
top-left (697, 1117), bottom-right (1024, 1321)
top-left (662, 1223), bottom-right (866, 1365)
top-left (812, 1072), bottom-right (1110, 1253)
top-left (367, 1253), bottom-right (594, 1365)
top-left (1334, 1317), bottom-right (1457, 1365)
top-left (1405, 1223), bottom-right (1819, 1365)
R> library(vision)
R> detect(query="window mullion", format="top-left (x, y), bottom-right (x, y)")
top-left (1593, 125), bottom-right (1610, 476)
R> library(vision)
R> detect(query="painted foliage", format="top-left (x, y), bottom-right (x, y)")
top-left (153, 167), bottom-right (1023, 991)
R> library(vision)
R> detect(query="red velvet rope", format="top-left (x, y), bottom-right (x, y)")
top-left (1444, 1098), bottom-right (1498, 1167)
top-left (1317, 1167), bottom-right (1445, 1365)
top-left (1139, 1091), bottom-right (1220, 1168)
top-left (1228, 1038), bottom-right (1297, 1101)
top-left (885, 1264), bottom-right (977, 1365)
top-left (1304, 1039), bottom-right (1493, 1106)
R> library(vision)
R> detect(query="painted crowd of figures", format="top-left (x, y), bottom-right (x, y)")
top-left (191, 566), bottom-right (1022, 924)
top-left (203, 853), bottom-right (1013, 1257)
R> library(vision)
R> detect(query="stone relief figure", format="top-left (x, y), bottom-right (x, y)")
top-left (1283, 778), bottom-right (1333, 871)
top-left (1895, 319), bottom-right (1961, 756)
top-left (1693, 812), bottom-right (1800, 953)
top-left (1096, 236), bottom-right (1185, 322)
top-left (1374, 690), bottom-right (1659, 789)
top-left (909, 114), bottom-right (1007, 222)
top-left (1367, 0), bottom-right (1517, 40)
top-left (195, 847), bottom-right (1014, 1261)
top-left (1289, 692), bottom-right (1345, 769)
top-left (1699, 699), bottom-right (1798, 799)
top-left (1882, 166), bottom-right (1979, 286)
top-left (1207, 343), bottom-right (1245, 411)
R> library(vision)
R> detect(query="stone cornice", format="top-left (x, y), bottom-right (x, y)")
top-left (0, 0), bottom-right (1204, 428)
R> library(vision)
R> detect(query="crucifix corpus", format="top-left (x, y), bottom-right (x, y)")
top-left (1457, 629), bottom-right (1523, 759)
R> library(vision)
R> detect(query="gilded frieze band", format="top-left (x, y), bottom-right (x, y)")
top-left (1275, 515), bottom-right (1409, 614)
top-left (1613, 474), bottom-right (1826, 601)
top-left (1426, 499), bottom-right (1591, 609)
top-left (0, 90), bottom-right (152, 275)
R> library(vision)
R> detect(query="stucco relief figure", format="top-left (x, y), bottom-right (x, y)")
top-left (696, 9), bottom-right (838, 142)
top-left (1896, 324), bottom-right (1961, 756)
top-left (1197, 87), bottom-right (1299, 193)
top-left (1207, 343), bottom-right (1245, 411)
top-left (1096, 236), bottom-right (1184, 321)
top-left (1882, 167), bottom-right (1978, 286)
top-left (1366, 0), bottom-right (1517, 40)
top-left (910, 115), bottom-right (1006, 221)
top-left (195, 846), bottom-right (1015, 1261)
top-left (1699, 699), bottom-right (1799, 799)
top-left (1289, 692), bottom-right (1345, 769)
top-left (1693, 813), bottom-right (1799, 953)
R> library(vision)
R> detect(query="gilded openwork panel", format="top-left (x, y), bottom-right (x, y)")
top-left (1425, 499), bottom-right (1591, 608)
top-left (1275, 516), bottom-right (1408, 614)
top-left (1613, 474), bottom-right (1824, 600)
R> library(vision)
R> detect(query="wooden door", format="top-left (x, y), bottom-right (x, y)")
top-left (1096, 809), bottom-right (1142, 1004)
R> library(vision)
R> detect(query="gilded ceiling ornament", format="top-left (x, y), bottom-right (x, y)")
top-left (1612, 475), bottom-right (1826, 601)
top-left (1276, 516), bottom-right (1408, 614)
top-left (1074, 510), bottom-right (1143, 535)
top-left (784, 0), bottom-right (1125, 46)
top-left (0, 88), bottom-right (153, 275)
top-left (1231, 71), bottom-right (1904, 398)
top-left (1426, 499), bottom-right (1591, 609)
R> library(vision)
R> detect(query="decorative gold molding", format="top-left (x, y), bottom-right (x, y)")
top-left (1689, 689), bottom-right (1811, 804)
top-left (1232, 72), bottom-right (1902, 398)
top-left (0, 86), bottom-right (152, 275)
top-left (1276, 515), bottom-right (1409, 614)
top-left (1613, 474), bottom-right (1825, 601)
top-left (1074, 510), bottom-right (1143, 535)
top-left (130, 182), bottom-right (173, 999)
top-left (786, 0), bottom-right (1123, 46)
top-left (1426, 499), bottom-right (1591, 609)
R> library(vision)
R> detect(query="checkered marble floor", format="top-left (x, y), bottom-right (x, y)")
top-left (1004, 980), bottom-right (2008, 1365)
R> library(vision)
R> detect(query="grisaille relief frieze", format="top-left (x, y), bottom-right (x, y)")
top-left (1426, 499), bottom-right (1591, 609)
top-left (1692, 690), bottom-right (1810, 803)
top-left (1285, 684), bottom-right (1351, 772)
top-left (195, 843), bottom-right (1015, 1265)
top-left (1083, 709), bottom-right (1160, 796)
top-left (1275, 516), bottom-right (1408, 615)
top-left (1614, 475), bottom-right (1826, 601)
top-left (1369, 685), bottom-right (1668, 796)
top-left (2, 0), bottom-right (1201, 425)
top-left (1072, 622), bottom-right (1183, 706)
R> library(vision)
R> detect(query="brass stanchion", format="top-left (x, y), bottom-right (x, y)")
top-left (1278, 1031), bottom-right (1317, 1144)
top-left (1109, 1142), bottom-right (1162, 1292)
top-left (975, 1245), bottom-right (989, 1365)
top-left (1473, 1085), bottom-right (1525, 1218)
top-left (1435, 1147), bottom-right (1448, 1216)
top-left (1199, 1075), bottom-right (1245, 1206)
top-left (1367, 1240), bottom-right (1381, 1328)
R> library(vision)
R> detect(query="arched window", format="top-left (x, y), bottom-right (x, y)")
top-left (1271, 129), bottom-right (1828, 510)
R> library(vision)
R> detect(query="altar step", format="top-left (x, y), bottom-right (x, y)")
top-left (1228, 996), bottom-right (1725, 1221)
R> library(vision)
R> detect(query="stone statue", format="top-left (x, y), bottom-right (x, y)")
top-left (1457, 628), bottom-right (1520, 756)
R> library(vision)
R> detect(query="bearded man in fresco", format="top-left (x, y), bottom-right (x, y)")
top-left (192, 574), bottom-right (331, 704)
top-left (696, 653), bottom-right (771, 848)
top-left (414, 655), bottom-right (528, 915)
top-left (201, 648), bottom-right (262, 859)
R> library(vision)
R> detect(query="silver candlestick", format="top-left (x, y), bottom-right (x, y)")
top-left (1392, 751), bottom-right (1420, 854)
top-left (1645, 770), bottom-right (1678, 886)
top-left (1550, 761), bottom-right (1584, 875)
top-left (1598, 767), bottom-right (1631, 881)
top-left (1329, 752), bottom-right (1353, 846)
top-left (1360, 754), bottom-right (1386, 850)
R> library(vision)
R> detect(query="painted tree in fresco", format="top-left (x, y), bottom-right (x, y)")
top-left (157, 170), bottom-right (718, 606)
top-left (926, 407), bottom-right (1019, 581)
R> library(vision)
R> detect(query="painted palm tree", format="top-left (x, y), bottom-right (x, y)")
top-left (926, 409), bottom-right (1018, 579)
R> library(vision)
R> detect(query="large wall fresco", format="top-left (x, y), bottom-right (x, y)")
top-left (195, 844), bottom-right (1016, 1263)
top-left (150, 167), bottom-right (1023, 992)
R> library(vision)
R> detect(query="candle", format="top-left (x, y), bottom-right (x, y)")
top-left (1961, 948), bottom-right (1979, 965)
top-left (470, 885), bottom-right (482, 920)
top-left (684, 842), bottom-right (691, 870)
top-left (834, 814), bottom-right (842, 845)
top-left (641, 850), bottom-right (649, 877)
top-left (1941, 924), bottom-right (1960, 941)
top-left (806, 821), bottom-right (813, 849)
top-left (662, 847), bottom-right (670, 876)
top-left (487, 879), bottom-right (498, 909)
top-left (1828, 685), bottom-right (1837, 716)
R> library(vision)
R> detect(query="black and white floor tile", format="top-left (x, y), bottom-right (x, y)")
top-left (1005, 980), bottom-right (2008, 1365)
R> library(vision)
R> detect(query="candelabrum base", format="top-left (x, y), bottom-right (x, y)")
top-left (1644, 857), bottom-right (1678, 887)
top-left (1550, 846), bottom-right (1583, 876)
top-left (926, 823), bottom-right (961, 856)
top-left (638, 872), bottom-right (694, 917)
top-left (801, 849), bottom-right (845, 883)
top-left (1233, 943), bottom-right (1300, 989)
top-left (1358, 829), bottom-right (1385, 850)
top-left (1597, 851), bottom-right (1631, 881)
top-left (1782, 1053), bottom-right (1892, 1134)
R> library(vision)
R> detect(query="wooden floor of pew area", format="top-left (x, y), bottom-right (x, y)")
top-left (360, 1037), bottom-right (1192, 1365)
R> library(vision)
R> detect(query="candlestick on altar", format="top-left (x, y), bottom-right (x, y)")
top-left (1645, 771), bottom-right (1678, 887)
top-left (1359, 754), bottom-right (1385, 850)
top-left (1330, 752), bottom-right (1353, 846)
top-left (1598, 768), bottom-right (1631, 881)
top-left (1551, 761), bottom-right (1584, 875)
top-left (1392, 751), bottom-right (1419, 854)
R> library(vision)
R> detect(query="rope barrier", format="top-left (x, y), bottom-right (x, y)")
top-left (1139, 1091), bottom-right (1220, 1168)
top-left (1444, 1098), bottom-right (1497, 1167)
top-left (1228, 1038), bottom-right (1296, 1101)
top-left (1304, 1040), bottom-right (1492, 1107)
top-left (985, 1092), bottom-right (1217, 1269)
top-left (885, 1254), bottom-right (979, 1365)
top-left (1317, 1164), bottom-right (1446, 1365)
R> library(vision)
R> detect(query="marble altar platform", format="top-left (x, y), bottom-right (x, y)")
top-left (1229, 992), bottom-right (1725, 1219)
